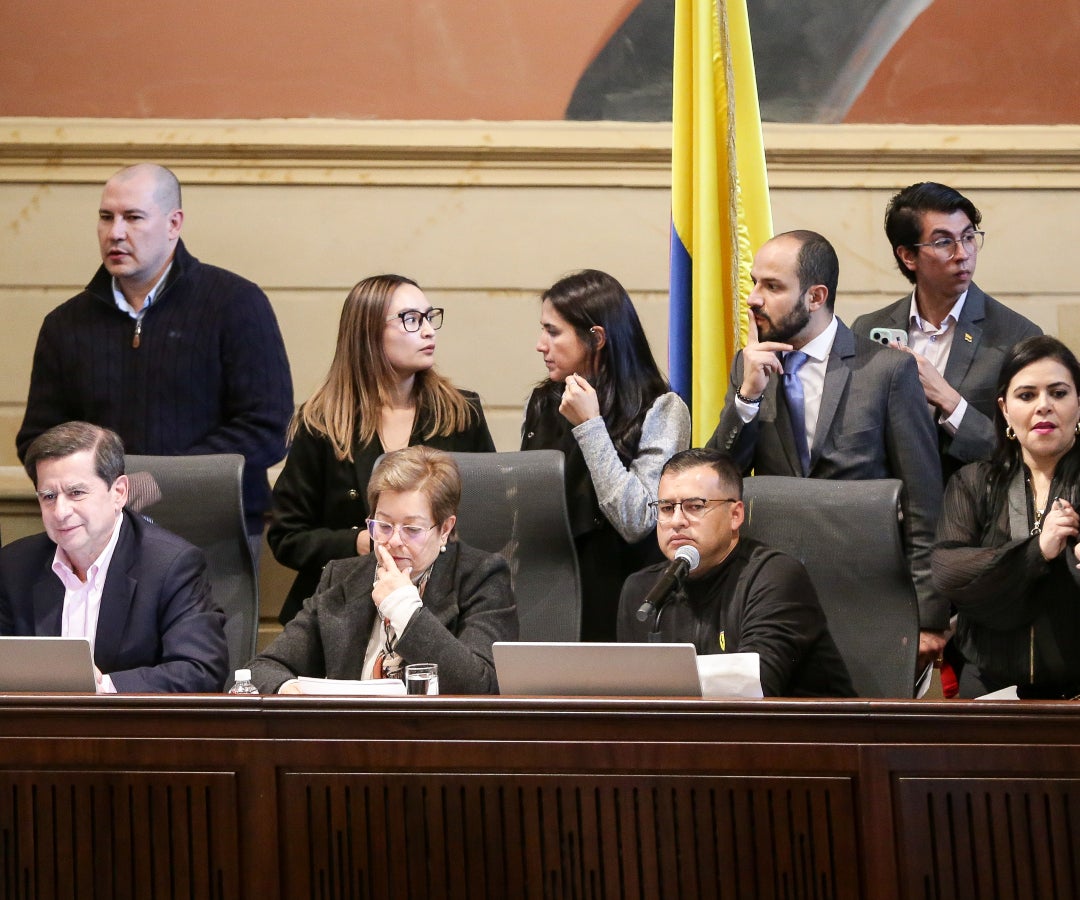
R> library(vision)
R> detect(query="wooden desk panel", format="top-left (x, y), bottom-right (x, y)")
top-left (0, 696), bottom-right (1076, 900)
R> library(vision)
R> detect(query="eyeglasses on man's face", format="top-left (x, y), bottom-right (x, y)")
top-left (911, 230), bottom-right (985, 261)
top-left (647, 497), bottom-right (738, 521)
top-left (386, 308), bottom-right (444, 332)
top-left (366, 518), bottom-right (437, 544)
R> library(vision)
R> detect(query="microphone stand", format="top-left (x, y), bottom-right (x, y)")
top-left (647, 581), bottom-right (684, 642)
top-left (648, 601), bottom-right (669, 642)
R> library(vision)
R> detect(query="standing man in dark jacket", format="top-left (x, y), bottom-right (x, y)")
top-left (16, 163), bottom-right (293, 548)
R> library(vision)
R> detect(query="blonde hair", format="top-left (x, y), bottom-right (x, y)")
top-left (292, 274), bottom-right (477, 460)
top-left (368, 446), bottom-right (461, 525)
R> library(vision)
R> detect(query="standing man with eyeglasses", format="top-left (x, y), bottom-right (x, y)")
top-left (16, 163), bottom-right (294, 557)
top-left (617, 448), bottom-right (854, 697)
top-left (854, 182), bottom-right (1042, 482)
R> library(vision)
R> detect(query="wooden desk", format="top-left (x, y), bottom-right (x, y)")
top-left (0, 696), bottom-right (1077, 899)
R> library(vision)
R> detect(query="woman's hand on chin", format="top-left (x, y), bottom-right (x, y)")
top-left (559, 373), bottom-right (601, 426)
top-left (372, 542), bottom-right (413, 607)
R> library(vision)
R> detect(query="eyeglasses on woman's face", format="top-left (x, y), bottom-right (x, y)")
top-left (385, 308), bottom-right (444, 332)
top-left (366, 518), bottom-right (438, 544)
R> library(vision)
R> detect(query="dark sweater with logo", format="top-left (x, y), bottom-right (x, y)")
top-left (618, 537), bottom-right (855, 697)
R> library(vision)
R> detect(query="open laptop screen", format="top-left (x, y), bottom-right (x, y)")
top-left (0, 636), bottom-right (96, 692)
top-left (493, 641), bottom-right (701, 697)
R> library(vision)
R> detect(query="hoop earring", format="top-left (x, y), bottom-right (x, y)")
top-left (1005, 425), bottom-right (1017, 441)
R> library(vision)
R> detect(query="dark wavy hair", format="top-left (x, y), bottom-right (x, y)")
top-left (988, 335), bottom-right (1080, 517)
top-left (526, 269), bottom-right (668, 462)
top-left (884, 182), bottom-right (981, 285)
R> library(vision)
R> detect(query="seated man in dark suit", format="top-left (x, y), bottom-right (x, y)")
top-left (853, 182), bottom-right (1042, 481)
top-left (618, 448), bottom-right (854, 697)
top-left (0, 422), bottom-right (228, 692)
top-left (706, 229), bottom-right (946, 671)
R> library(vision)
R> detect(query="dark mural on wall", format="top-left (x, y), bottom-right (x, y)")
top-left (568, 0), bottom-right (932, 123)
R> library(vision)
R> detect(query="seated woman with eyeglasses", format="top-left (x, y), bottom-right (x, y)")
top-left (269, 274), bottom-right (495, 626)
top-left (521, 270), bottom-right (691, 641)
top-left (251, 446), bottom-right (518, 694)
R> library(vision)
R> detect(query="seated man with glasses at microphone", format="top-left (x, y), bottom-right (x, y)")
top-left (617, 448), bottom-right (854, 697)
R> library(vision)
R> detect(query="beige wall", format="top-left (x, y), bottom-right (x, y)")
top-left (3, 117), bottom-right (1080, 634)
top-left (4, 120), bottom-right (1080, 454)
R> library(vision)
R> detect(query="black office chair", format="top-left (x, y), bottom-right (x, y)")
top-left (740, 476), bottom-right (919, 698)
top-left (125, 454), bottom-right (258, 677)
top-left (448, 451), bottom-right (581, 642)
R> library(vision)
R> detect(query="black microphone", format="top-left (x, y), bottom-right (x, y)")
top-left (636, 545), bottom-right (700, 622)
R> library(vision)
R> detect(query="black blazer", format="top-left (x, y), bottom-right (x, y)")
top-left (269, 391), bottom-right (495, 623)
top-left (0, 509), bottom-right (229, 692)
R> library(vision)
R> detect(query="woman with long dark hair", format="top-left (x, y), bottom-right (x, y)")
top-left (522, 269), bottom-right (691, 640)
top-left (270, 275), bottom-right (494, 624)
top-left (932, 335), bottom-right (1080, 697)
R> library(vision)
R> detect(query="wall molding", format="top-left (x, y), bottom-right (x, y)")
top-left (2, 118), bottom-right (1078, 189)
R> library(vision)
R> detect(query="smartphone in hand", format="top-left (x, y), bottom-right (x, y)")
top-left (870, 327), bottom-right (908, 348)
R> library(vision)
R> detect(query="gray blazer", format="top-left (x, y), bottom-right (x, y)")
top-left (706, 318), bottom-right (947, 629)
top-left (249, 540), bottom-right (518, 694)
top-left (852, 283), bottom-right (1041, 476)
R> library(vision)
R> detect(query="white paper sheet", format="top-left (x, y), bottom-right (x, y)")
top-left (696, 652), bottom-right (764, 699)
top-left (295, 676), bottom-right (407, 696)
top-left (975, 685), bottom-right (1019, 700)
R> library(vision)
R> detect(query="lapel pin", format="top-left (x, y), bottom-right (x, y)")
top-left (964, 333), bottom-right (973, 343)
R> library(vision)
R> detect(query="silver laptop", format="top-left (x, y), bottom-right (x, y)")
top-left (493, 641), bottom-right (702, 697)
top-left (0, 636), bottom-right (96, 692)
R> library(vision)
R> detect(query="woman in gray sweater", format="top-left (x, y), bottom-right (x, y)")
top-left (521, 269), bottom-right (691, 641)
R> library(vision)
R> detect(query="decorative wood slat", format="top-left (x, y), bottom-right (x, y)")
top-left (279, 773), bottom-right (857, 900)
top-left (0, 771), bottom-right (239, 900)
top-left (895, 777), bottom-right (1080, 900)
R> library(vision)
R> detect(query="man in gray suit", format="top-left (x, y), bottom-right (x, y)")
top-left (853, 182), bottom-right (1041, 481)
top-left (707, 230), bottom-right (946, 669)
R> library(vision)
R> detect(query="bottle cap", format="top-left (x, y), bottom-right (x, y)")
top-left (234, 669), bottom-right (252, 681)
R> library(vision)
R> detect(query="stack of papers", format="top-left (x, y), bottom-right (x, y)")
top-left (296, 676), bottom-right (406, 696)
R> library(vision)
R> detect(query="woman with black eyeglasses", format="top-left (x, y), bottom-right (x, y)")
top-left (251, 446), bottom-right (517, 694)
top-left (269, 275), bottom-right (495, 625)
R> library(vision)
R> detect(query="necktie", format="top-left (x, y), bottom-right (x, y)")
top-left (782, 351), bottom-right (810, 476)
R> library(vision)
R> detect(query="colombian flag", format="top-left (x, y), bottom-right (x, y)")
top-left (669, 0), bottom-right (772, 444)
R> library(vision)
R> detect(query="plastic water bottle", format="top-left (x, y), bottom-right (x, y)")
top-left (228, 668), bottom-right (259, 695)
